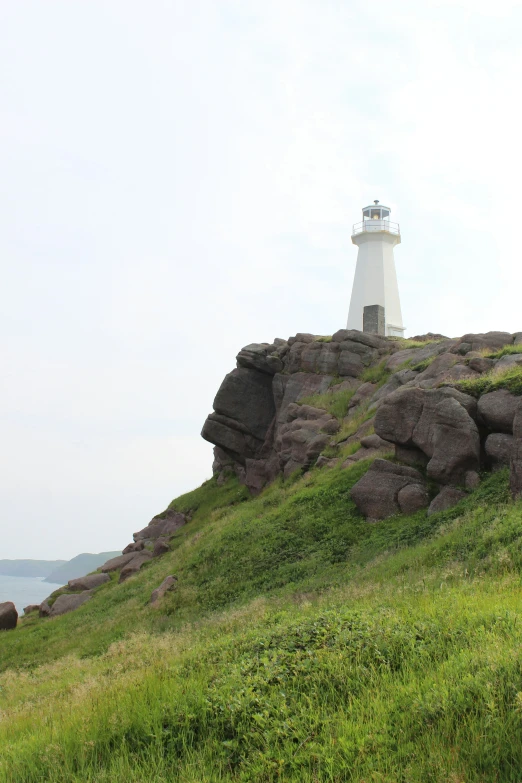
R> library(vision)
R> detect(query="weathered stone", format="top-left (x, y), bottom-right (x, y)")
top-left (150, 576), bottom-right (178, 605)
top-left (375, 387), bottom-right (479, 485)
top-left (485, 433), bottom-right (513, 470)
top-left (428, 487), bottom-right (467, 516)
top-left (50, 592), bottom-right (91, 617)
top-left (68, 573), bottom-right (110, 591)
top-left (385, 339), bottom-right (456, 372)
top-left (397, 483), bottom-right (430, 514)
top-left (496, 354), bottom-right (522, 370)
top-left (101, 552), bottom-right (138, 572)
top-left (338, 351), bottom-right (365, 377)
top-left (23, 604), bottom-right (40, 615)
top-left (332, 329), bottom-right (387, 349)
top-left (453, 332), bottom-right (513, 354)
top-left (510, 402), bottom-right (522, 498)
top-left (360, 434), bottom-right (392, 450)
top-left (395, 444), bottom-right (429, 468)
top-left (350, 459), bottom-right (426, 520)
top-left (119, 551), bottom-right (153, 583)
top-left (315, 456), bottom-right (339, 468)
top-left (236, 344), bottom-right (283, 375)
top-left (478, 390), bottom-right (519, 434)
top-left (469, 357), bottom-right (495, 374)
top-left (0, 602), bottom-right (18, 630)
top-left (39, 600), bottom-right (51, 618)
top-left (152, 538), bottom-right (170, 557)
top-left (465, 471), bottom-right (481, 490)
top-left (134, 510), bottom-right (186, 542)
top-left (122, 541), bottom-right (145, 554)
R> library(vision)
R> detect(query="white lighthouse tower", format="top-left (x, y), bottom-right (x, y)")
top-left (347, 200), bottom-right (405, 337)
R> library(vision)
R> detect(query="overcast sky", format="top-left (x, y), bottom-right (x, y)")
top-left (1, 0), bottom-right (522, 559)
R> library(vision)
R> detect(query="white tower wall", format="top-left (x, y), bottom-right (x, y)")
top-left (347, 209), bottom-right (404, 337)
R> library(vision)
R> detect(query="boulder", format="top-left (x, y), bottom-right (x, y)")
top-left (397, 483), bottom-right (430, 515)
top-left (152, 538), bottom-right (170, 557)
top-left (236, 343), bottom-right (283, 375)
top-left (150, 576), bottom-right (178, 605)
top-left (469, 357), bottom-right (495, 374)
top-left (478, 390), bottom-right (519, 434)
top-left (0, 601), bottom-right (18, 630)
top-left (134, 510), bottom-right (186, 542)
top-left (39, 600), bottom-right (52, 618)
top-left (68, 573), bottom-right (110, 591)
top-left (119, 551), bottom-right (153, 583)
top-left (510, 402), bottom-right (522, 499)
top-left (50, 592), bottom-right (91, 617)
top-left (496, 354), bottom-right (522, 370)
top-left (101, 552), bottom-right (138, 572)
top-left (428, 487), bottom-right (467, 516)
top-left (23, 604), bottom-right (40, 615)
top-left (315, 456), bottom-right (340, 469)
top-left (375, 387), bottom-right (480, 485)
top-left (453, 332), bottom-right (513, 354)
top-left (485, 433), bottom-right (514, 470)
top-left (360, 434), bottom-right (393, 450)
top-left (350, 459), bottom-right (427, 520)
top-left (122, 541), bottom-right (145, 554)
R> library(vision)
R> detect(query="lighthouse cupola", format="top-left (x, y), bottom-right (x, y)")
top-left (347, 199), bottom-right (405, 338)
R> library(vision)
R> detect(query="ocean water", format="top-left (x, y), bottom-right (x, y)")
top-left (0, 575), bottom-right (63, 615)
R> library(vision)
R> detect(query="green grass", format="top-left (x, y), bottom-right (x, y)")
top-left (485, 343), bottom-right (522, 359)
top-left (314, 335), bottom-right (333, 343)
top-left (411, 356), bottom-right (436, 373)
top-left (391, 338), bottom-right (444, 349)
top-left (298, 388), bottom-right (355, 420)
top-left (332, 404), bottom-right (375, 444)
top-left (5, 465), bottom-right (522, 781)
top-left (453, 365), bottom-right (522, 398)
top-left (360, 360), bottom-right (390, 386)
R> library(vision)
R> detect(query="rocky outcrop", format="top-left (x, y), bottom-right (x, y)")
top-left (150, 575), bottom-right (177, 605)
top-left (351, 459), bottom-right (429, 520)
top-left (133, 510), bottom-right (186, 542)
top-left (0, 601), bottom-right (18, 630)
top-left (50, 592), bottom-right (91, 617)
top-left (119, 551), bottom-right (153, 583)
top-left (478, 390), bottom-right (519, 434)
top-left (510, 401), bottom-right (522, 499)
top-left (485, 433), bottom-right (513, 470)
top-left (68, 573), bottom-right (110, 591)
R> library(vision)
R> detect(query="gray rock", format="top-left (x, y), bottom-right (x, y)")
top-left (315, 456), bottom-right (339, 469)
top-left (348, 382), bottom-right (375, 409)
top-left (122, 541), bottom-right (145, 554)
top-left (428, 487), bottom-right (467, 516)
top-left (119, 551), bottom-right (153, 583)
top-left (101, 552), bottom-right (138, 572)
top-left (478, 390), bottom-right (519, 433)
top-left (465, 471), bottom-right (481, 490)
top-left (397, 483), bottom-right (430, 514)
top-left (150, 575), bottom-right (178, 605)
top-left (360, 434), bottom-right (393, 450)
top-left (39, 600), bottom-right (52, 618)
top-left (152, 538), bottom-right (170, 558)
top-left (510, 402), bottom-right (522, 498)
top-left (23, 604), bottom-right (40, 615)
top-left (485, 433), bottom-right (514, 469)
top-left (496, 354), bottom-right (522, 370)
top-left (68, 573), bottom-right (110, 591)
top-left (50, 592), bottom-right (92, 617)
top-left (375, 387), bottom-right (479, 485)
top-left (332, 329), bottom-right (387, 349)
top-left (0, 601), bottom-right (18, 630)
top-left (469, 357), bottom-right (495, 374)
top-left (338, 351), bottom-right (365, 377)
top-left (453, 332), bottom-right (513, 354)
top-left (512, 333), bottom-right (522, 345)
top-left (350, 459), bottom-right (427, 520)
top-left (236, 344), bottom-right (283, 375)
top-left (134, 510), bottom-right (186, 542)
top-left (394, 444), bottom-right (429, 468)
top-left (385, 339), bottom-right (456, 372)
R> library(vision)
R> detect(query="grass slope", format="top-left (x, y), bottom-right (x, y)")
top-left (2, 463), bottom-right (522, 781)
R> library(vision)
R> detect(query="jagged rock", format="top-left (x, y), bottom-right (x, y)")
top-left (275, 404), bottom-right (339, 478)
top-left (101, 552), bottom-right (138, 572)
top-left (119, 551), bottom-right (153, 583)
top-left (150, 575), bottom-right (178, 605)
top-left (428, 487), bottom-right (467, 516)
top-left (152, 538), bottom-right (170, 557)
top-left (50, 592), bottom-right (91, 617)
top-left (122, 541), bottom-right (145, 554)
top-left (351, 459), bottom-right (427, 520)
top-left (39, 600), bottom-right (51, 618)
top-left (485, 433), bottom-right (514, 470)
top-left (236, 343), bottom-right (283, 375)
top-left (0, 602), bottom-right (18, 630)
top-left (23, 604), bottom-right (40, 615)
top-left (134, 510), bottom-right (186, 542)
top-left (375, 387), bottom-right (479, 485)
top-left (68, 573), bottom-right (110, 591)
top-left (478, 390), bottom-right (519, 434)
top-left (510, 402), bottom-right (522, 499)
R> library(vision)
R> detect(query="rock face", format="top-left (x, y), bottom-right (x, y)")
top-left (510, 401), bottom-right (522, 499)
top-left (50, 592), bottom-right (91, 617)
top-left (428, 487), bottom-right (467, 516)
top-left (68, 573), bottom-right (110, 591)
top-left (351, 459), bottom-right (429, 520)
top-left (0, 601), bottom-right (18, 630)
top-left (23, 604), bottom-right (40, 615)
top-left (134, 510), bottom-right (186, 542)
top-left (375, 387), bottom-right (479, 485)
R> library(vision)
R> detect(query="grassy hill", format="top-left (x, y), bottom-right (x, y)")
top-left (1, 459), bottom-right (522, 781)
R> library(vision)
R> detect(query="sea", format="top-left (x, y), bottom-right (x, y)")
top-left (0, 575), bottom-right (63, 615)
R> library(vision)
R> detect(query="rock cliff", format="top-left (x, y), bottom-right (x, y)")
top-left (202, 329), bottom-right (522, 518)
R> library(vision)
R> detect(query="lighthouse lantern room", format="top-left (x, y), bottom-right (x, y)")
top-left (347, 200), bottom-right (405, 337)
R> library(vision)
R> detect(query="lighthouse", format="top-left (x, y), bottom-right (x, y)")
top-left (347, 200), bottom-right (405, 337)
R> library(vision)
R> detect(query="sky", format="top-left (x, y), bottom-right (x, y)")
top-left (1, 0), bottom-right (522, 559)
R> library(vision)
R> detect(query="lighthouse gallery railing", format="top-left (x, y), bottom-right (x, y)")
top-left (352, 220), bottom-right (400, 236)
